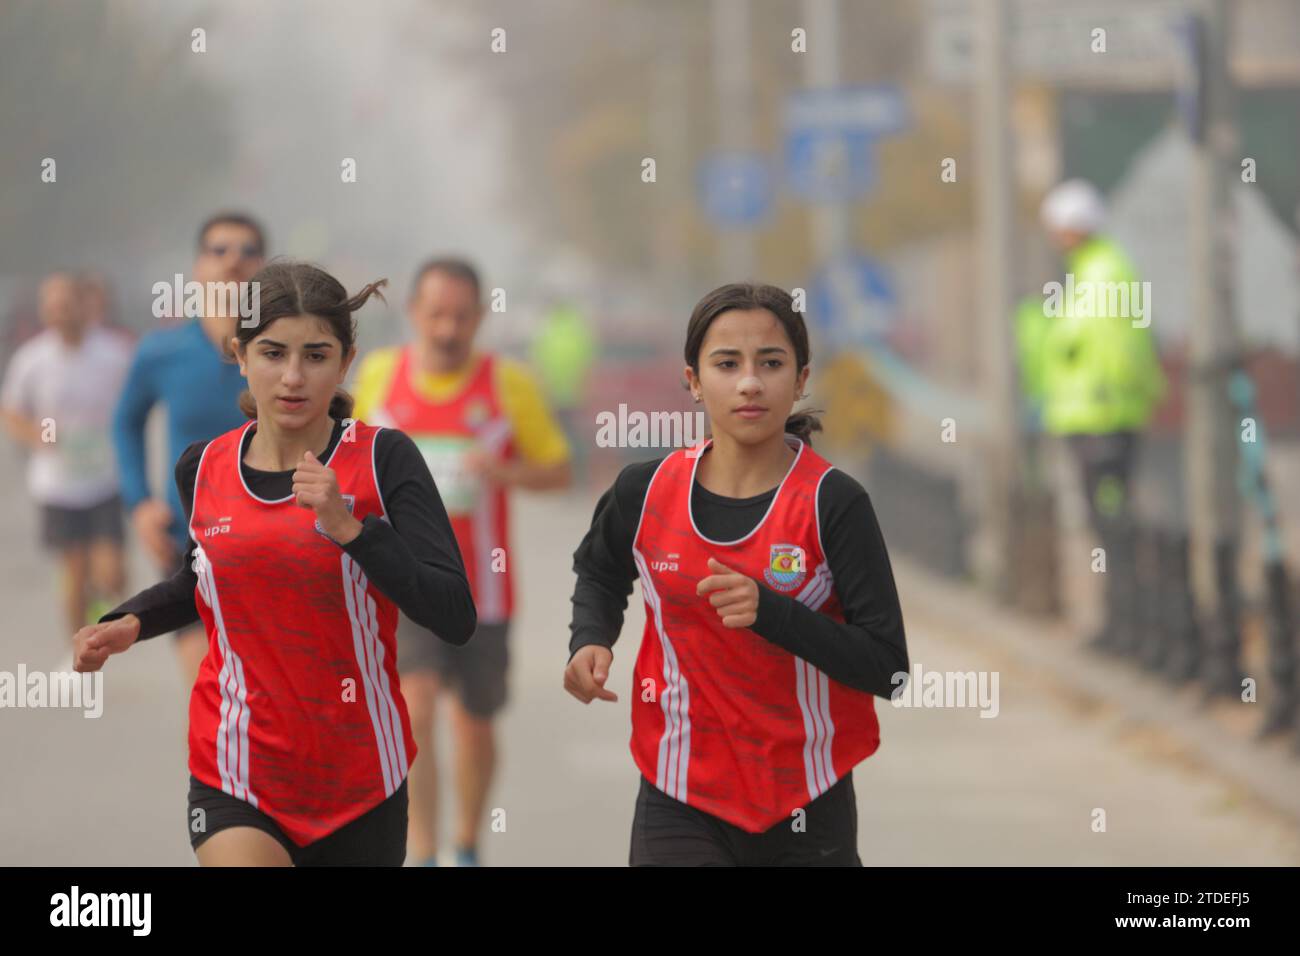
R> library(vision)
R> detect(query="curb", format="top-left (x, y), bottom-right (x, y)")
top-left (893, 556), bottom-right (1300, 825)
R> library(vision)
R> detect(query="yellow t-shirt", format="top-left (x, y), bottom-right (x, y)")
top-left (350, 347), bottom-right (570, 467)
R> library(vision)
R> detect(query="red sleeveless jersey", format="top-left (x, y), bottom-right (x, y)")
top-left (186, 420), bottom-right (415, 846)
top-left (371, 348), bottom-right (513, 623)
top-left (630, 437), bottom-right (881, 833)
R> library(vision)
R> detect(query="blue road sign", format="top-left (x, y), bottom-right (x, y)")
top-left (784, 85), bottom-right (909, 202)
top-left (697, 152), bottom-right (774, 228)
top-left (807, 254), bottom-right (898, 347)
top-left (785, 131), bottom-right (876, 202)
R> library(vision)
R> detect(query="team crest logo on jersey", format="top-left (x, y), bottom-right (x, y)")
top-left (314, 494), bottom-right (355, 537)
top-left (763, 543), bottom-right (806, 592)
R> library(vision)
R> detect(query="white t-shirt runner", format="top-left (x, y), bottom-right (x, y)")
top-left (1, 327), bottom-right (133, 507)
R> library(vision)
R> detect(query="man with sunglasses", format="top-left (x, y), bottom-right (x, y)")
top-left (112, 213), bottom-right (267, 687)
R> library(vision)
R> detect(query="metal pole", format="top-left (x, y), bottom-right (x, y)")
top-left (652, 5), bottom-right (689, 312)
top-left (974, 0), bottom-right (1020, 599)
top-left (803, 0), bottom-right (850, 264)
top-left (1184, 0), bottom-right (1243, 695)
top-left (712, 0), bottom-right (757, 279)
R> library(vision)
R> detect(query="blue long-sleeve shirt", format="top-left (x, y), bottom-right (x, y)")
top-left (112, 320), bottom-right (248, 551)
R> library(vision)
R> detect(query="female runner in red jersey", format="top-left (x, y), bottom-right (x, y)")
top-left (566, 282), bottom-right (909, 866)
top-left (73, 261), bottom-right (476, 866)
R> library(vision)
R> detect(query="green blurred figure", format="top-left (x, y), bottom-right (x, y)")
top-left (1014, 295), bottom-right (1052, 431)
top-left (1024, 179), bottom-right (1166, 656)
top-left (531, 301), bottom-right (597, 485)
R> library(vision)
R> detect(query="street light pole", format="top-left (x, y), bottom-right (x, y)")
top-left (974, 0), bottom-right (1020, 601)
top-left (1184, 0), bottom-right (1244, 697)
top-left (712, 0), bottom-right (757, 279)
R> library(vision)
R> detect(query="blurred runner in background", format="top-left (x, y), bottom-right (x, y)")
top-left (352, 257), bottom-right (571, 866)
top-left (531, 299), bottom-right (596, 487)
top-left (78, 271), bottom-right (125, 337)
top-left (1, 272), bottom-right (133, 643)
top-left (112, 212), bottom-right (266, 688)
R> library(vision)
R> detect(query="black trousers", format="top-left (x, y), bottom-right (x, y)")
top-left (629, 775), bottom-right (862, 867)
top-left (1067, 432), bottom-right (1140, 648)
top-left (1066, 431), bottom-right (1138, 528)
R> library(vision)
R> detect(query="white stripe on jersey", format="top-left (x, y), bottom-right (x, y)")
top-left (196, 545), bottom-right (258, 807)
top-left (795, 559), bottom-right (833, 607)
top-left (794, 562), bottom-right (838, 799)
top-left (359, 561), bottom-right (409, 781)
top-left (342, 553), bottom-right (408, 794)
top-left (633, 548), bottom-right (691, 803)
top-left (473, 416), bottom-right (512, 623)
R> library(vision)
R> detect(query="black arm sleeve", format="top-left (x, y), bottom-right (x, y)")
top-left (749, 469), bottom-right (909, 699)
top-left (339, 427), bottom-right (477, 645)
top-left (567, 459), bottom-right (659, 660)
top-left (98, 442), bottom-right (204, 640)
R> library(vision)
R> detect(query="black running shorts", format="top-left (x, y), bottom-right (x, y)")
top-left (187, 775), bottom-right (408, 866)
top-left (629, 772), bottom-right (862, 866)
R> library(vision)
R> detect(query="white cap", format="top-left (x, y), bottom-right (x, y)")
top-left (1039, 178), bottom-right (1105, 234)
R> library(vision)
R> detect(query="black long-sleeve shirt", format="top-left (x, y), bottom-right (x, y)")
top-left (102, 418), bottom-right (477, 644)
top-left (569, 451), bottom-right (909, 699)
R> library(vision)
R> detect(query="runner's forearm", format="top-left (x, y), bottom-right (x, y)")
top-left (568, 572), bottom-right (631, 659)
top-left (750, 587), bottom-right (907, 698)
top-left (340, 515), bottom-right (476, 644)
top-left (0, 408), bottom-right (46, 449)
top-left (111, 360), bottom-right (157, 510)
top-left (99, 554), bottom-right (200, 640)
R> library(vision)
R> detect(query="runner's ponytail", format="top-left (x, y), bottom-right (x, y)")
top-left (782, 410), bottom-right (823, 445)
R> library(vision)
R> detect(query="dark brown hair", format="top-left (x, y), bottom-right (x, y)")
top-left (409, 257), bottom-right (481, 301)
top-left (233, 260), bottom-right (386, 420)
top-left (684, 282), bottom-right (822, 444)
